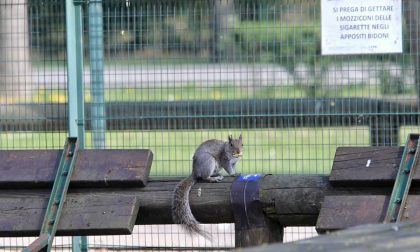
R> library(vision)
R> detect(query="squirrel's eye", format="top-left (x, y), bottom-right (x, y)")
top-left (230, 143), bottom-right (233, 147)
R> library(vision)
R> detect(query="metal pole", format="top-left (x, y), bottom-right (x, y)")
top-left (72, 236), bottom-right (89, 252)
top-left (66, 0), bottom-right (87, 251)
top-left (66, 0), bottom-right (85, 144)
top-left (89, 0), bottom-right (106, 149)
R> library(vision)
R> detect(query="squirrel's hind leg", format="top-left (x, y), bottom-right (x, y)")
top-left (193, 153), bottom-right (223, 182)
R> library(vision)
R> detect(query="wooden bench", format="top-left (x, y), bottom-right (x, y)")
top-left (5, 141), bottom-right (418, 249)
top-left (317, 144), bottom-right (420, 232)
top-left (0, 148), bottom-right (153, 236)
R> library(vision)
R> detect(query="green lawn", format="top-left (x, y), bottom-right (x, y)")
top-left (22, 84), bottom-right (413, 104)
top-left (0, 127), bottom-right (372, 176)
top-left (2, 84), bottom-right (418, 176)
top-left (2, 127), bottom-right (419, 176)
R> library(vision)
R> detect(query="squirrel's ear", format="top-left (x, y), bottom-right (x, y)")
top-left (239, 133), bottom-right (242, 141)
top-left (228, 135), bottom-right (233, 142)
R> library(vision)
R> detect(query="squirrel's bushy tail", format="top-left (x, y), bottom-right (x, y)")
top-left (172, 175), bottom-right (212, 240)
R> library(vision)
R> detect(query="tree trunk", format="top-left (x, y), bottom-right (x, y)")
top-left (210, 0), bottom-right (236, 63)
top-left (0, 0), bottom-right (32, 102)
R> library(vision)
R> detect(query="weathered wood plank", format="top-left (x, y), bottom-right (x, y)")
top-left (0, 150), bottom-right (61, 187)
top-left (316, 195), bottom-right (389, 232)
top-left (0, 149), bottom-right (153, 188)
top-left (316, 195), bottom-right (412, 233)
top-left (401, 196), bottom-right (420, 222)
top-left (0, 190), bottom-right (139, 236)
top-left (329, 147), bottom-right (403, 186)
top-left (333, 146), bottom-right (403, 159)
top-left (73, 150), bottom-right (153, 187)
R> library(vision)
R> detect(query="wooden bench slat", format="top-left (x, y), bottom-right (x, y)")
top-left (316, 195), bottom-right (390, 232)
top-left (0, 190), bottom-right (139, 236)
top-left (329, 147), bottom-right (403, 186)
top-left (0, 149), bottom-right (153, 188)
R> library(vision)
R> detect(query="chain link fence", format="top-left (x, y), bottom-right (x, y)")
top-left (0, 0), bottom-right (419, 250)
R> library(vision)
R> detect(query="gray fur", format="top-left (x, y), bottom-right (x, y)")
top-left (171, 134), bottom-right (243, 239)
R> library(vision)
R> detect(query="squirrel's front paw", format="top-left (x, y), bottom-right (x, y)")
top-left (205, 175), bottom-right (224, 182)
top-left (214, 175), bottom-right (224, 182)
top-left (227, 172), bottom-right (240, 177)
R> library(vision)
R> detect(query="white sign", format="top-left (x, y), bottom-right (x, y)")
top-left (321, 0), bottom-right (402, 55)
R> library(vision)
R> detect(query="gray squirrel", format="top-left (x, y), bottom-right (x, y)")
top-left (171, 134), bottom-right (243, 239)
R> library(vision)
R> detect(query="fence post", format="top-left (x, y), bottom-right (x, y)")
top-left (66, 0), bottom-right (85, 145)
top-left (235, 217), bottom-right (284, 247)
top-left (89, 0), bottom-right (106, 148)
top-left (65, 0), bottom-right (88, 251)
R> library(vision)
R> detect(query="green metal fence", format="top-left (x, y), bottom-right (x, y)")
top-left (0, 0), bottom-right (419, 250)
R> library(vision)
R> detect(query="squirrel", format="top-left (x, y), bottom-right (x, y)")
top-left (171, 134), bottom-right (243, 239)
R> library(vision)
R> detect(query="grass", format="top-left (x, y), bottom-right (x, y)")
top-left (101, 85), bottom-right (309, 102)
top-left (7, 83), bottom-right (414, 104)
top-left (0, 127), bottom-right (371, 176)
top-left (3, 127), bottom-right (418, 176)
top-left (2, 81), bottom-right (416, 178)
